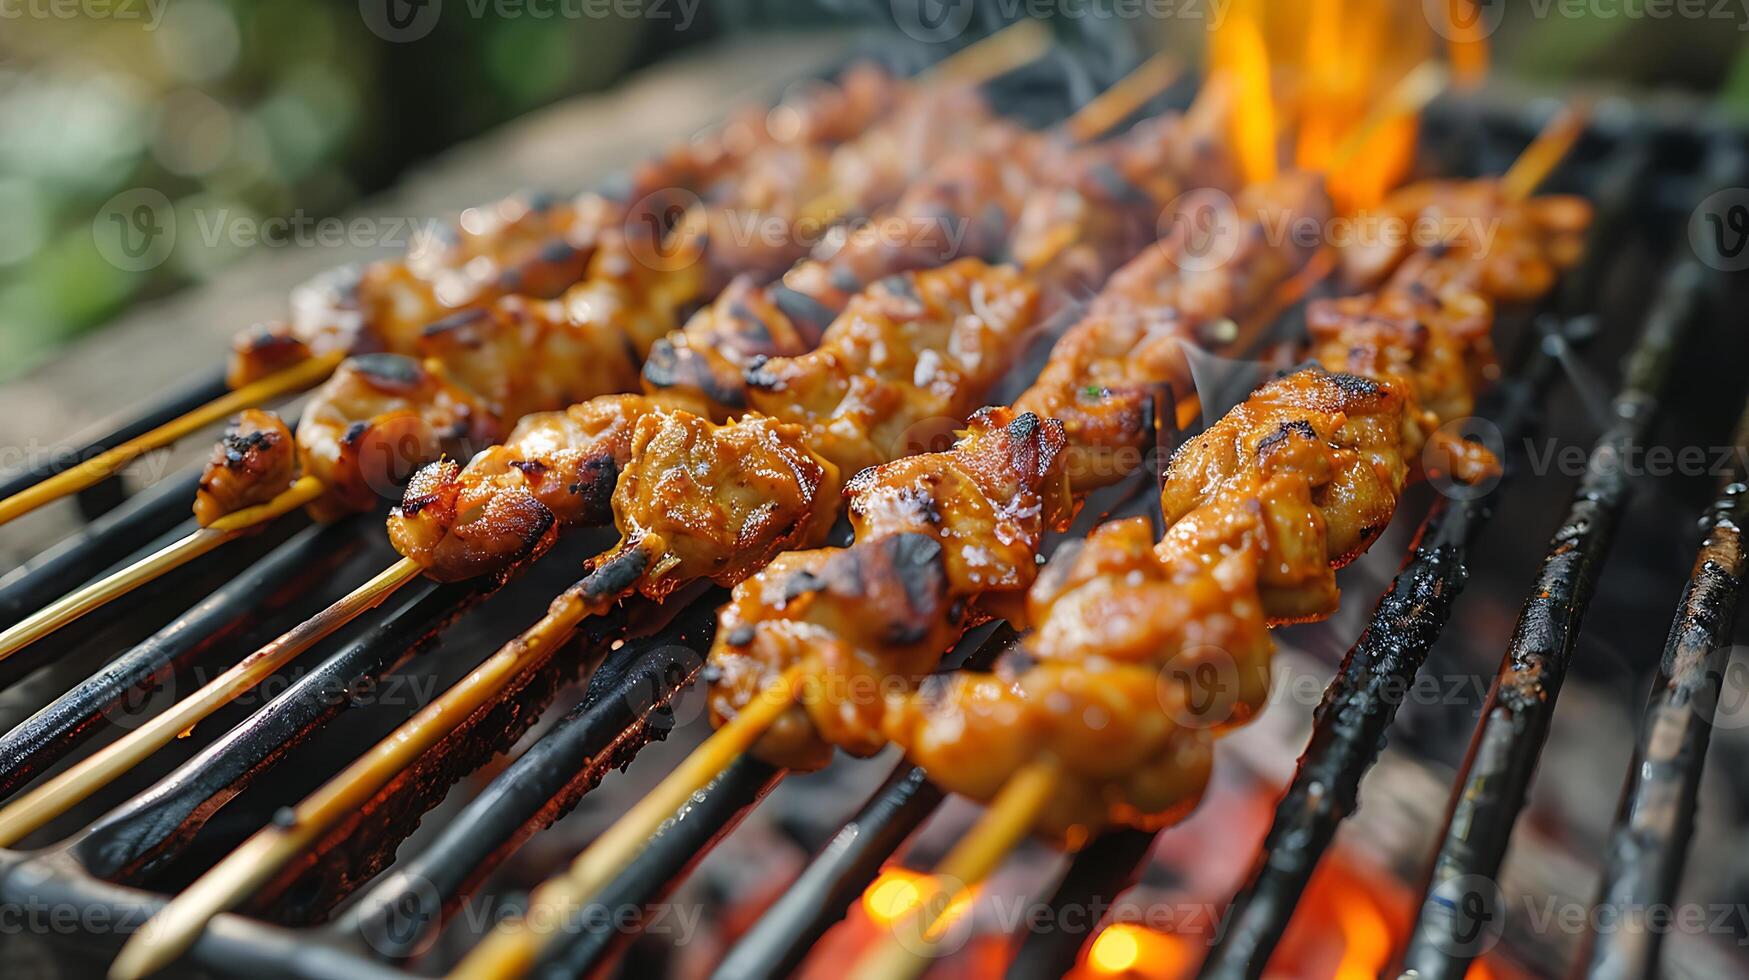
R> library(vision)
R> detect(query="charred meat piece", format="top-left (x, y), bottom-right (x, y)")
top-left (387, 394), bottom-right (660, 581)
top-left (194, 410), bottom-right (297, 527)
top-left (709, 408), bottom-right (1071, 769)
top-left (298, 354), bottom-right (502, 521)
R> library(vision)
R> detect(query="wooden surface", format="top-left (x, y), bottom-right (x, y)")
top-left (0, 33), bottom-right (852, 564)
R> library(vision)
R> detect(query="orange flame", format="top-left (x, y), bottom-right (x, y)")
top-left (1211, 9), bottom-right (1279, 186)
top-left (1329, 112), bottom-right (1418, 213)
top-left (1330, 883), bottom-right (1393, 980)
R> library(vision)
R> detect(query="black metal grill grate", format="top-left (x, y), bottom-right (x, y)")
top-left (0, 34), bottom-right (1746, 980)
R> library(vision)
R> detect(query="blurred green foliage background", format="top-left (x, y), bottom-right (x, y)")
top-left (0, 0), bottom-right (1744, 380)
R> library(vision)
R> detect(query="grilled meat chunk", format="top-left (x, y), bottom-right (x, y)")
top-left (194, 410), bottom-right (297, 527)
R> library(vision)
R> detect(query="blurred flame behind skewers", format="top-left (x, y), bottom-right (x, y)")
top-left (1208, 0), bottom-right (1437, 213)
top-left (1442, 0), bottom-right (1493, 87)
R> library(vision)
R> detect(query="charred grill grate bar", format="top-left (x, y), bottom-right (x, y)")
top-left (1576, 397), bottom-right (1749, 980)
top-left (0, 368), bottom-right (229, 510)
top-left (1394, 142), bottom-right (1747, 980)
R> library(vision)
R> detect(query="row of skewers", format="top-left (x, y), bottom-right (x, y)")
top-left (431, 131), bottom-right (1588, 980)
top-left (0, 24), bottom-right (1589, 980)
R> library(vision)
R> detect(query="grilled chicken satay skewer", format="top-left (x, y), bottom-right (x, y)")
top-left (854, 129), bottom-right (1591, 980)
top-left (446, 170), bottom-right (1333, 979)
top-left (490, 111), bottom-right (1587, 978)
top-left (0, 64), bottom-right (1205, 868)
top-left (87, 79), bottom-right (1215, 980)
top-left (106, 252), bottom-right (1060, 980)
top-left (0, 41), bottom-right (977, 529)
top-left (104, 80), bottom-right (1250, 975)
top-left (0, 46), bottom-right (1113, 663)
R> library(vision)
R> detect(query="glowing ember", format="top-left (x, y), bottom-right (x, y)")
top-left (1330, 883), bottom-right (1392, 980)
top-left (862, 869), bottom-right (930, 926)
top-left (1083, 923), bottom-right (1191, 978)
top-left (859, 868), bottom-right (975, 940)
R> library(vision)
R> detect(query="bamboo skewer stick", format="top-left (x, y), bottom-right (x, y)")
top-left (0, 555), bottom-right (420, 848)
top-left (1502, 101), bottom-right (1590, 203)
top-left (0, 476), bottom-right (326, 663)
top-left (102, 53), bottom-right (1199, 980)
top-left (0, 352), bottom-right (343, 528)
top-left (849, 759), bottom-right (1063, 980)
top-left (451, 666), bottom-right (807, 980)
top-left (920, 19), bottom-right (1051, 86)
top-left (1063, 52), bottom-right (1181, 143)
top-left (0, 21), bottom-right (1079, 661)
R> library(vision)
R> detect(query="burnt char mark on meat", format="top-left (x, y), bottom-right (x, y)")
top-left (580, 543), bottom-right (651, 602)
top-left (772, 286), bottom-right (838, 339)
top-left (569, 453), bottom-right (620, 526)
top-left (1256, 419), bottom-right (1318, 458)
top-left (829, 267), bottom-right (861, 293)
top-left (423, 308), bottom-right (491, 337)
top-left (642, 339), bottom-right (748, 409)
top-left (240, 324), bottom-right (305, 355)
top-left (1005, 412), bottom-right (1041, 443)
top-left (743, 356), bottom-right (783, 393)
top-left (881, 533), bottom-right (946, 623)
top-left (781, 569), bottom-right (827, 605)
top-left (220, 429), bottom-right (279, 468)
top-left (878, 272), bottom-right (921, 304)
top-left (539, 240), bottom-right (582, 265)
top-left (351, 352), bottom-right (424, 388)
top-left (728, 301), bottom-right (773, 344)
top-left (1326, 371), bottom-right (1383, 399)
